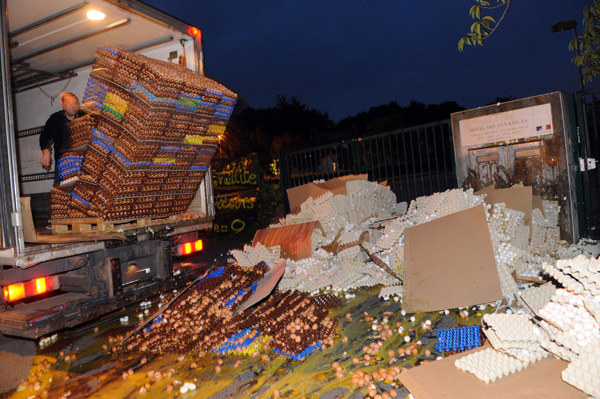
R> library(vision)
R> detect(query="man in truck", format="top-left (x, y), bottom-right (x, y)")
top-left (39, 92), bottom-right (83, 186)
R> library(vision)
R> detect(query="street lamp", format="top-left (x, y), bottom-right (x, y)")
top-left (551, 19), bottom-right (585, 91)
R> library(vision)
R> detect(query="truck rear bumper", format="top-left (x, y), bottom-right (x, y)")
top-left (0, 264), bottom-right (204, 338)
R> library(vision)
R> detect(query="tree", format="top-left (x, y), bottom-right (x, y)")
top-left (573, 1), bottom-right (600, 84)
top-left (460, 0), bottom-right (600, 84)
top-left (337, 100), bottom-right (465, 137)
top-left (219, 96), bottom-right (333, 169)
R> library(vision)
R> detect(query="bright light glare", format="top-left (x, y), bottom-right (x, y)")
top-left (87, 10), bottom-right (106, 20)
top-left (4, 283), bottom-right (25, 302)
top-left (35, 278), bottom-right (47, 294)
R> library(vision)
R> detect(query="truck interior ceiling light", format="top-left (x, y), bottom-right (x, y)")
top-left (87, 10), bottom-right (106, 20)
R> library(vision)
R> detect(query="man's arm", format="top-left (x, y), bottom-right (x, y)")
top-left (39, 113), bottom-right (56, 170)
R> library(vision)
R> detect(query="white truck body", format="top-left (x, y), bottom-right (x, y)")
top-left (0, 0), bottom-right (216, 337)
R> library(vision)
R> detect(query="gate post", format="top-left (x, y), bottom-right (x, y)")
top-left (279, 153), bottom-right (292, 215)
top-left (350, 139), bottom-right (362, 175)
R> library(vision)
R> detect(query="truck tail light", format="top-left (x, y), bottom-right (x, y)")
top-left (175, 239), bottom-right (203, 256)
top-left (3, 283), bottom-right (25, 302)
top-left (2, 276), bottom-right (59, 302)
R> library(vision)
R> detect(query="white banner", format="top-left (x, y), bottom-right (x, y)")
top-left (459, 103), bottom-right (553, 147)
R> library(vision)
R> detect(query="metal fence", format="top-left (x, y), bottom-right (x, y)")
top-left (279, 120), bottom-right (457, 214)
top-left (571, 88), bottom-right (600, 238)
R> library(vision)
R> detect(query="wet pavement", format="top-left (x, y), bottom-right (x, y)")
top-left (0, 283), bottom-right (493, 399)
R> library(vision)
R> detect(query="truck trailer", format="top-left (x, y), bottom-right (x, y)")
top-left (0, 0), bottom-right (222, 338)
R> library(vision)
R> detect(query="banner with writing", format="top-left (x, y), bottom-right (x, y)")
top-left (211, 156), bottom-right (260, 234)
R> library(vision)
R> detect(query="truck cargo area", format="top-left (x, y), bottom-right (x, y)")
top-left (0, 0), bottom-right (221, 339)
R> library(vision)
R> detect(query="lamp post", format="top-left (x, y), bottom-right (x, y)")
top-left (552, 20), bottom-right (585, 92)
top-left (552, 20), bottom-right (593, 199)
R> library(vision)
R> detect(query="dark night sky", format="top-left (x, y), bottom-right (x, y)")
top-left (143, 0), bottom-right (590, 122)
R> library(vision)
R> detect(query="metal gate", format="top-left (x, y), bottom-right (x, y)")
top-left (279, 95), bottom-right (599, 240)
top-left (279, 120), bottom-right (457, 214)
top-left (570, 88), bottom-right (600, 239)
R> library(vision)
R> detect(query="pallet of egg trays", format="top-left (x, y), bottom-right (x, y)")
top-left (121, 262), bottom-right (338, 361)
top-left (50, 44), bottom-right (236, 224)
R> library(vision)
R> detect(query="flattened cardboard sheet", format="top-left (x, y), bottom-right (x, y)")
top-left (20, 197), bottom-right (126, 243)
top-left (399, 344), bottom-right (586, 399)
top-left (286, 174), bottom-right (368, 214)
top-left (234, 259), bottom-right (286, 315)
top-left (20, 197), bottom-right (37, 243)
top-left (533, 194), bottom-right (545, 216)
top-left (253, 221), bottom-right (322, 260)
top-left (475, 185), bottom-right (533, 226)
top-left (494, 186), bottom-right (533, 226)
top-left (402, 204), bottom-right (503, 312)
top-left (474, 185), bottom-right (495, 203)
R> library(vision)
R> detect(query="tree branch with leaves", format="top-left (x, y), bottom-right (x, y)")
top-left (572, 0), bottom-right (600, 84)
top-left (458, 0), bottom-right (511, 51)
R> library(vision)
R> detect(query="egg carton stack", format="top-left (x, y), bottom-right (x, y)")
top-left (481, 313), bottom-right (549, 363)
top-left (50, 45), bottom-right (237, 222)
top-left (454, 348), bottom-right (530, 384)
top-left (453, 254), bottom-right (599, 396)
top-left (518, 282), bottom-right (557, 317)
top-left (243, 186), bottom-right (485, 294)
top-left (231, 243), bottom-right (279, 269)
top-left (529, 201), bottom-right (562, 255)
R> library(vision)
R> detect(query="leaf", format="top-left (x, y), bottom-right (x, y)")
top-left (469, 5), bottom-right (480, 19)
top-left (482, 15), bottom-right (496, 23)
top-left (458, 37), bottom-right (465, 51)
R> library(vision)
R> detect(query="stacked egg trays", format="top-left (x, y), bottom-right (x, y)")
top-left (51, 45), bottom-right (237, 221)
top-left (123, 262), bottom-right (339, 361)
top-left (452, 254), bottom-right (600, 397)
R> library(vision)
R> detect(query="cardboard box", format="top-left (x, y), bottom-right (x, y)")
top-left (20, 197), bottom-right (125, 243)
top-left (286, 174), bottom-right (368, 214)
top-left (475, 185), bottom-right (534, 226)
top-left (253, 221), bottom-right (323, 260)
top-left (402, 204), bottom-right (503, 312)
top-left (399, 344), bottom-right (586, 399)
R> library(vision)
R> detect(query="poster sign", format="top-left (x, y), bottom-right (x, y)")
top-left (211, 156), bottom-right (260, 234)
top-left (459, 103), bottom-right (553, 147)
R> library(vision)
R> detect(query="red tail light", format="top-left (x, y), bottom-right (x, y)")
top-left (174, 239), bottom-right (204, 257)
top-left (2, 276), bottom-right (59, 302)
top-left (4, 283), bottom-right (25, 302)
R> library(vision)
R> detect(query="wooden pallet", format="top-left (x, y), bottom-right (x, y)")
top-left (51, 215), bottom-right (184, 234)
